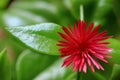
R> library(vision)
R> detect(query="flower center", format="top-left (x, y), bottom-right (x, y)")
top-left (78, 42), bottom-right (88, 50)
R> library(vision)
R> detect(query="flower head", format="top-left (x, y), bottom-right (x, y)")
top-left (57, 20), bottom-right (112, 73)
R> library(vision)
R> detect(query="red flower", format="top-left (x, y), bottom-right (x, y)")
top-left (57, 20), bottom-right (112, 73)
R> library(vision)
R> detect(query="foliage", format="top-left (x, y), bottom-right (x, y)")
top-left (0, 0), bottom-right (120, 80)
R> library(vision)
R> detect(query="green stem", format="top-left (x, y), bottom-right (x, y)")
top-left (77, 71), bottom-right (80, 80)
top-left (80, 5), bottom-right (84, 21)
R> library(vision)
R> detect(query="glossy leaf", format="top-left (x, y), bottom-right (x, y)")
top-left (34, 59), bottom-right (76, 80)
top-left (16, 50), bottom-right (58, 80)
top-left (110, 64), bottom-right (120, 80)
top-left (0, 49), bottom-right (11, 80)
top-left (0, 0), bottom-right (120, 79)
top-left (6, 23), bottom-right (62, 55)
top-left (34, 59), bottom-right (107, 80)
top-left (96, 63), bottom-right (113, 80)
top-left (108, 38), bottom-right (120, 65)
top-left (85, 71), bottom-right (106, 80)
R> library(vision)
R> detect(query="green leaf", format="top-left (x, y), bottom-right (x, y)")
top-left (9, 9), bottom-right (47, 24)
top-left (96, 63), bottom-right (113, 80)
top-left (0, 49), bottom-right (11, 80)
top-left (6, 23), bottom-right (62, 55)
top-left (34, 59), bottom-right (106, 80)
top-left (91, 0), bottom-right (112, 26)
top-left (16, 50), bottom-right (58, 80)
top-left (34, 59), bottom-right (76, 80)
top-left (110, 64), bottom-right (120, 80)
top-left (0, 11), bottom-right (29, 27)
top-left (108, 38), bottom-right (120, 65)
top-left (12, 1), bottom-right (57, 15)
top-left (11, 1), bottom-right (58, 22)
top-left (0, 10), bottom-right (47, 27)
top-left (113, 0), bottom-right (120, 24)
top-left (84, 71), bottom-right (106, 80)
top-left (10, 0), bottom-right (75, 25)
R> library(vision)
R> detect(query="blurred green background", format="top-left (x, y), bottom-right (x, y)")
top-left (0, 0), bottom-right (120, 80)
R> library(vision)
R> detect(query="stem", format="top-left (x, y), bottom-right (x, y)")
top-left (77, 71), bottom-right (80, 80)
top-left (80, 5), bottom-right (84, 21)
